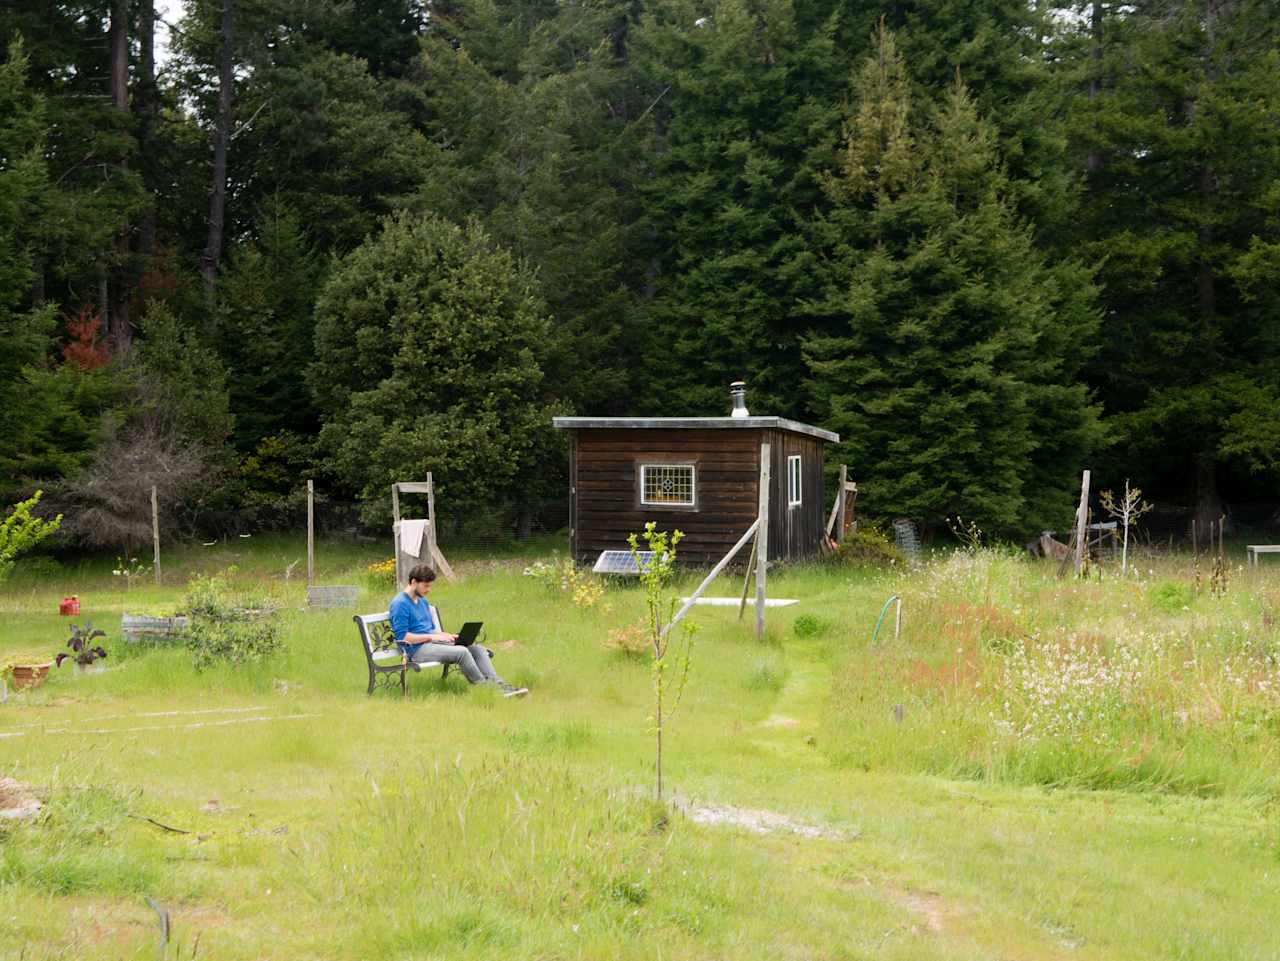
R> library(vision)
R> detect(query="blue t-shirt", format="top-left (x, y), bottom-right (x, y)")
top-left (388, 591), bottom-right (437, 656)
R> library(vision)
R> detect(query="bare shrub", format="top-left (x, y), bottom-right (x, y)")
top-left (51, 419), bottom-right (213, 554)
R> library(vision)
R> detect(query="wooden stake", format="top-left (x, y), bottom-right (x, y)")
top-left (430, 537), bottom-right (457, 583)
top-left (151, 485), bottom-right (161, 585)
top-left (664, 518), bottom-right (760, 637)
top-left (306, 479), bottom-right (315, 588)
top-left (756, 442), bottom-right (771, 641)
top-left (1073, 469), bottom-right (1091, 578)
top-left (835, 464), bottom-right (848, 539)
top-left (738, 534), bottom-right (758, 622)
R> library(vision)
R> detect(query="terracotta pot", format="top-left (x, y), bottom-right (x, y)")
top-left (8, 663), bottom-right (52, 690)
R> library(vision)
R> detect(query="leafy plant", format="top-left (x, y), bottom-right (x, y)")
top-left (0, 491), bottom-right (62, 586)
top-left (363, 558), bottom-right (397, 590)
top-left (832, 524), bottom-right (903, 569)
top-left (523, 556), bottom-right (605, 608)
top-left (182, 568), bottom-right (283, 670)
top-left (1150, 580), bottom-right (1193, 614)
top-left (627, 522), bottom-right (696, 801)
top-left (793, 614), bottom-right (832, 638)
top-left (55, 622), bottom-right (107, 668)
top-left (111, 555), bottom-right (151, 591)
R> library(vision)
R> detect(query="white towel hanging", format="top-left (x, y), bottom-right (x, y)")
top-left (396, 519), bottom-right (429, 558)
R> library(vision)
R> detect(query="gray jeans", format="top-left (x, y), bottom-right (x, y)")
top-left (408, 643), bottom-right (499, 685)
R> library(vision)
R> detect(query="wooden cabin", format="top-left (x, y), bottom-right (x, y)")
top-left (553, 385), bottom-right (838, 566)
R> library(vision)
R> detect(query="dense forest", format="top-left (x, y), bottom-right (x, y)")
top-left (1, 0), bottom-right (1278, 544)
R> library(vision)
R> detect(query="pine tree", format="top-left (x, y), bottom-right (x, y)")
top-left (1062, 0), bottom-right (1280, 521)
top-left (630, 0), bottom-right (846, 418)
top-left (410, 0), bottom-right (641, 415)
top-left (217, 202), bottom-right (325, 451)
top-left (805, 25), bottom-right (1101, 532)
top-left (0, 39), bottom-right (110, 490)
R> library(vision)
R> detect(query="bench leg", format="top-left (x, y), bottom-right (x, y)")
top-left (441, 664), bottom-right (450, 682)
top-left (366, 668), bottom-right (376, 696)
top-left (400, 667), bottom-right (407, 696)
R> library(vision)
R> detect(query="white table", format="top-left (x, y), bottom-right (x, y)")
top-left (1246, 545), bottom-right (1280, 566)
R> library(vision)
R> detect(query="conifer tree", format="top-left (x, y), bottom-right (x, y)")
top-left (630, 0), bottom-right (846, 418)
top-left (0, 39), bottom-right (111, 490)
top-left (411, 0), bottom-right (641, 415)
top-left (805, 24), bottom-right (1101, 533)
top-left (1061, 0), bottom-right (1280, 521)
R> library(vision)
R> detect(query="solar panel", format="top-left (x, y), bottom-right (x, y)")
top-left (592, 550), bottom-right (656, 575)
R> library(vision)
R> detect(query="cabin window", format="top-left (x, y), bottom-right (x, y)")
top-left (787, 455), bottom-right (802, 507)
top-left (640, 464), bottom-right (696, 507)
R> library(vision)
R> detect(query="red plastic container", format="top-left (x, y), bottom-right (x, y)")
top-left (59, 596), bottom-right (80, 616)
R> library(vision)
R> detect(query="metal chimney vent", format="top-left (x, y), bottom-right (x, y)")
top-left (729, 381), bottom-right (749, 418)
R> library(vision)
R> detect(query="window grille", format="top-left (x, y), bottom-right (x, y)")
top-left (788, 455), bottom-right (802, 507)
top-left (640, 464), bottom-right (696, 507)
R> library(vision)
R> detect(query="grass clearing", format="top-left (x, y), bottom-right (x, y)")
top-left (2, 537), bottom-right (1278, 959)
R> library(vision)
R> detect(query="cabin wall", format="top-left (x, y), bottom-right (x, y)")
top-left (571, 428), bottom-right (762, 565)
top-left (763, 428), bottom-right (827, 563)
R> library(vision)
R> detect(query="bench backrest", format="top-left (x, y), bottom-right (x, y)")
top-left (353, 605), bottom-right (444, 660)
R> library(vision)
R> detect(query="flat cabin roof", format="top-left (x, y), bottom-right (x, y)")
top-left (552, 416), bottom-right (839, 444)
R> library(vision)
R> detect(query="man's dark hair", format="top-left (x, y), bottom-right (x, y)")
top-left (407, 564), bottom-right (437, 584)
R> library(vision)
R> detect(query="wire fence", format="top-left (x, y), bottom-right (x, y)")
top-left (180, 496), bottom-right (572, 555)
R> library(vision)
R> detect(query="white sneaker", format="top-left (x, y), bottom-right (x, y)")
top-left (498, 681), bottom-right (529, 698)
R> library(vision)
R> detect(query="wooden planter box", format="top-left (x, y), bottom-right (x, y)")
top-left (122, 614), bottom-right (190, 642)
top-left (307, 586), bottom-right (360, 609)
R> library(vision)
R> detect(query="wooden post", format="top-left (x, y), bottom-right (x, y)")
top-left (425, 471), bottom-right (437, 565)
top-left (835, 464), bottom-right (848, 540)
top-left (302, 479), bottom-right (313, 587)
top-left (151, 485), bottom-right (161, 584)
top-left (1073, 469), bottom-right (1091, 578)
top-left (756, 442), bottom-right (771, 641)
top-left (391, 483), bottom-right (402, 587)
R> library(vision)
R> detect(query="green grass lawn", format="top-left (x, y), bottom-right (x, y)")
top-left (1, 538), bottom-right (1278, 959)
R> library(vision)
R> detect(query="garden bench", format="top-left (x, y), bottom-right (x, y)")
top-left (1246, 545), bottom-right (1280, 567)
top-left (352, 606), bottom-right (492, 696)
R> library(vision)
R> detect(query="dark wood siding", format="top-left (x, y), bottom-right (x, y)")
top-left (763, 428), bottom-right (826, 563)
top-left (567, 426), bottom-right (830, 566)
top-left (571, 428), bottom-right (762, 565)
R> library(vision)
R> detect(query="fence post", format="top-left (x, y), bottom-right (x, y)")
top-left (151, 485), bottom-right (161, 585)
top-left (1074, 469), bottom-right (1091, 578)
top-left (306, 479), bottom-right (315, 588)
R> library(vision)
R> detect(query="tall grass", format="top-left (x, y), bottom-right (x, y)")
top-left (3, 536), bottom-right (1280, 959)
top-left (822, 549), bottom-right (1280, 797)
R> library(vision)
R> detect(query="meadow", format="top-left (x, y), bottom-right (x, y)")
top-left (1, 535), bottom-right (1278, 960)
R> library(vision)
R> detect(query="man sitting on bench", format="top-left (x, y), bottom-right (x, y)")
top-left (388, 564), bottom-right (528, 698)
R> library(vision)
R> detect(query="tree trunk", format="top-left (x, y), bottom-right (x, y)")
top-left (137, 0), bottom-right (158, 264)
top-left (1086, 1), bottom-right (1104, 174)
top-left (31, 256), bottom-right (45, 306)
top-left (1194, 452), bottom-right (1223, 534)
top-left (201, 0), bottom-right (234, 323)
top-left (108, 0), bottom-right (132, 352)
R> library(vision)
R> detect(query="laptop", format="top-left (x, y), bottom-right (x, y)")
top-left (453, 622), bottom-right (484, 646)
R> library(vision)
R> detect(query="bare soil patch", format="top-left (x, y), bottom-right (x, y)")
top-left (0, 776), bottom-right (41, 819)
